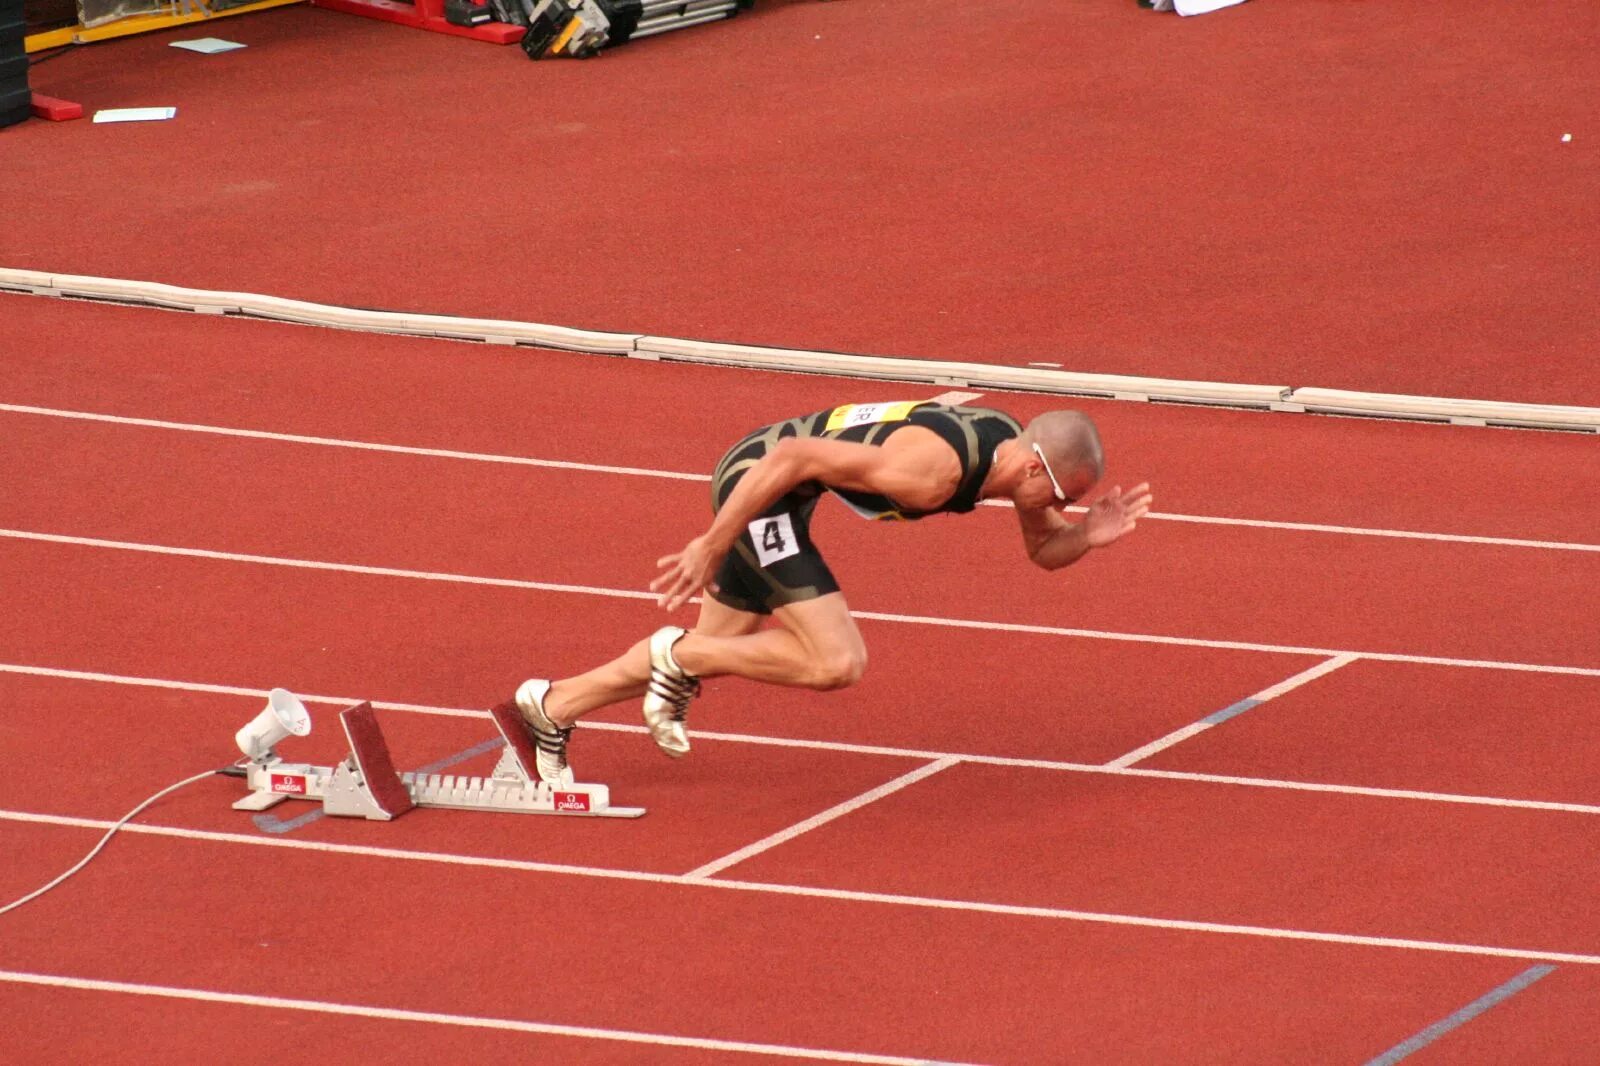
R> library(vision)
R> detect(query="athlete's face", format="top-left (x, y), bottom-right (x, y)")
top-left (1022, 456), bottom-right (1097, 510)
top-left (1056, 464), bottom-right (1099, 509)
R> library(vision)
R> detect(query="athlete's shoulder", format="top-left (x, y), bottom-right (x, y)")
top-left (912, 403), bottom-right (1022, 436)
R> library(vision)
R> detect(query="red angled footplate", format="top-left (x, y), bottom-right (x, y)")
top-left (488, 699), bottom-right (543, 781)
top-left (339, 701), bottom-right (416, 818)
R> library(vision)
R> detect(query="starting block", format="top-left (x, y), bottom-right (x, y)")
top-left (232, 700), bottom-right (645, 820)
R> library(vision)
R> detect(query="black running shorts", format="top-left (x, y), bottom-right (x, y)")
top-left (706, 438), bottom-right (839, 615)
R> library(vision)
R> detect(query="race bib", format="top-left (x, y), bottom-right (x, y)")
top-left (824, 401), bottom-right (923, 433)
top-left (749, 513), bottom-right (800, 567)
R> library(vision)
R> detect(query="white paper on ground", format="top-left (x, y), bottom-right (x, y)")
top-left (1175, 0), bottom-right (1249, 14)
top-left (170, 38), bottom-right (247, 53)
top-left (92, 108), bottom-right (178, 123)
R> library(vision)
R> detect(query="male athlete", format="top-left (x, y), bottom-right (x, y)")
top-left (511, 401), bottom-right (1152, 786)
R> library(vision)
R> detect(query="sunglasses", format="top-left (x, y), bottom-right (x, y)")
top-left (1031, 442), bottom-right (1068, 502)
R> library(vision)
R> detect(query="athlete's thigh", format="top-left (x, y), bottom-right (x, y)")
top-left (771, 591), bottom-right (866, 660)
top-left (691, 594), bottom-right (766, 639)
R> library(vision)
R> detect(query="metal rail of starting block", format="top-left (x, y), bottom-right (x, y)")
top-left (232, 701), bottom-right (645, 820)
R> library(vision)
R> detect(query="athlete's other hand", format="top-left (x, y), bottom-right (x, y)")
top-left (651, 535), bottom-right (722, 612)
top-left (1083, 483), bottom-right (1152, 548)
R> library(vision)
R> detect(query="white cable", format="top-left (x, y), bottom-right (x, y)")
top-left (0, 766), bottom-right (234, 917)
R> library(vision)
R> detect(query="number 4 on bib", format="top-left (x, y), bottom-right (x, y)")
top-left (750, 513), bottom-right (801, 567)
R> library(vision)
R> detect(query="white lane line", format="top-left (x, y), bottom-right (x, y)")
top-left (0, 402), bottom-right (710, 482)
top-left (845, 605), bottom-right (1598, 678)
top-left (1134, 510), bottom-right (1600, 554)
top-left (0, 663), bottom-right (489, 720)
top-left (644, 721), bottom-right (1600, 817)
top-left (975, 497), bottom-right (1600, 553)
top-left (685, 758), bottom-right (960, 880)
top-left (0, 971), bottom-right (962, 1065)
top-left (4, 401), bottom-right (1596, 554)
top-left (5, 528), bottom-right (1596, 678)
top-left (1102, 723), bottom-right (1213, 769)
top-left (5, 809), bottom-right (1599, 967)
top-left (0, 527), bottom-right (660, 603)
top-left (7, 660), bottom-right (1600, 817)
top-left (1250, 655), bottom-right (1360, 701)
top-left (1108, 766), bottom-right (1600, 816)
top-left (1105, 655), bottom-right (1358, 769)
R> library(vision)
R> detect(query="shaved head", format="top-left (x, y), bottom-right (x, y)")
top-left (1022, 410), bottom-right (1104, 481)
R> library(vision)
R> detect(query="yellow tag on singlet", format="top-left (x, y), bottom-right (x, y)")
top-left (824, 401), bottom-right (923, 433)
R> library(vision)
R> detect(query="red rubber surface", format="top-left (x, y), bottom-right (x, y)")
top-left (2, 311), bottom-right (1597, 677)
top-left (0, 536), bottom-right (1322, 768)
top-left (720, 761), bottom-right (1600, 952)
top-left (5, 31), bottom-right (1599, 1049)
top-left (0, 661), bottom-right (941, 879)
top-left (1143, 660), bottom-right (1600, 808)
top-left (1413, 967), bottom-right (1600, 1065)
top-left (0, 982), bottom-right (774, 1065)
top-left (6, 295), bottom-right (1596, 545)
top-left (0, 824), bottom-right (1560, 1064)
top-left (8, 1), bottom-right (1600, 404)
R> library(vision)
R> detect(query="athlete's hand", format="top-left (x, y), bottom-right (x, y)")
top-left (1082, 483), bottom-right (1153, 548)
top-left (651, 535), bottom-right (723, 612)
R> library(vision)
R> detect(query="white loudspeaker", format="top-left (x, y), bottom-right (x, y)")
top-left (235, 688), bottom-right (312, 760)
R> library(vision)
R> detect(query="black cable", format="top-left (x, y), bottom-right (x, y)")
top-left (27, 45), bottom-right (80, 67)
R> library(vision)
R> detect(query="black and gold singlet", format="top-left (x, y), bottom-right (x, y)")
top-left (706, 402), bottom-right (1022, 614)
top-left (711, 401), bottom-right (1023, 522)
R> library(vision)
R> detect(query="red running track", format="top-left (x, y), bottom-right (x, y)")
top-left (7, 1), bottom-right (1599, 404)
top-left (2, 300), bottom-right (1599, 1062)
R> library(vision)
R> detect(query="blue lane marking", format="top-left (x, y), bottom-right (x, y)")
top-left (1363, 965), bottom-right (1557, 1065)
top-left (1201, 697), bottom-right (1263, 726)
top-left (252, 736), bottom-right (507, 835)
top-left (251, 806), bottom-right (326, 834)
top-left (414, 736), bottom-right (507, 775)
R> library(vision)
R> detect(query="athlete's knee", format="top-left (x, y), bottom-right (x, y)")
top-left (807, 646), bottom-right (867, 690)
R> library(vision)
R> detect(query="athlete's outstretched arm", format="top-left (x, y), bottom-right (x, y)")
top-left (1015, 483), bottom-right (1153, 570)
top-left (651, 431), bottom-right (959, 610)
